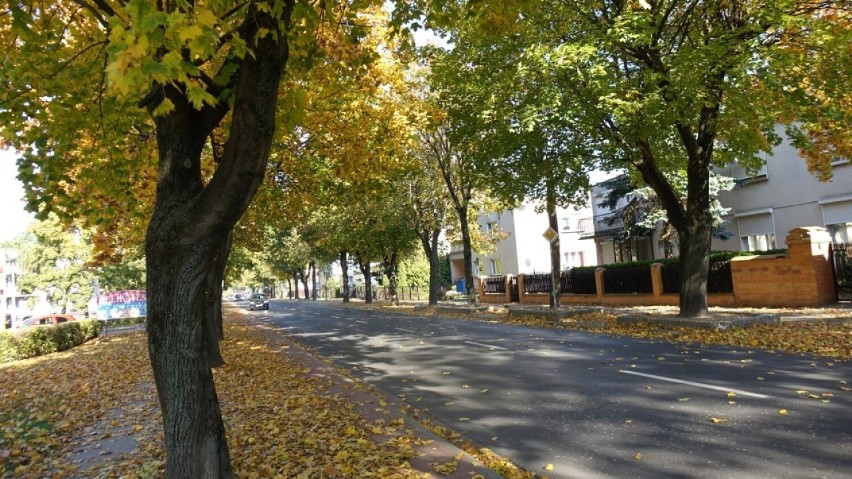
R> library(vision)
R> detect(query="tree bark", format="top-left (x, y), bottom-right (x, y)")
top-left (546, 184), bottom-right (561, 309)
top-left (383, 251), bottom-right (399, 305)
top-left (310, 260), bottom-right (317, 301)
top-left (457, 206), bottom-right (476, 305)
top-left (144, 4), bottom-right (292, 475)
top-left (358, 256), bottom-right (373, 304)
top-left (340, 251), bottom-right (350, 303)
top-left (417, 229), bottom-right (442, 305)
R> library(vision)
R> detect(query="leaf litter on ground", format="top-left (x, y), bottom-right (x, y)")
top-left (0, 320), bottom-right (429, 478)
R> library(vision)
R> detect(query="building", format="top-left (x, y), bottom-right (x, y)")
top-left (1, 248), bottom-right (33, 329)
top-left (448, 201), bottom-right (600, 289)
top-left (712, 132), bottom-right (852, 251)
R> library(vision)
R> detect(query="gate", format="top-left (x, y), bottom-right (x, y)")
top-left (831, 243), bottom-right (852, 301)
top-left (510, 276), bottom-right (520, 302)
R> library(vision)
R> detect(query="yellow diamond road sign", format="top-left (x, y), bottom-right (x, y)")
top-left (543, 227), bottom-right (558, 243)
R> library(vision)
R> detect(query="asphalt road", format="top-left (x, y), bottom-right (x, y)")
top-left (247, 300), bottom-right (851, 479)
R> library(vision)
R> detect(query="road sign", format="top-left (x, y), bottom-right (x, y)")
top-left (543, 227), bottom-right (558, 243)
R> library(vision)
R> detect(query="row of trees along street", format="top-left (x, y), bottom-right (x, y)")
top-left (1, 1), bottom-right (849, 476)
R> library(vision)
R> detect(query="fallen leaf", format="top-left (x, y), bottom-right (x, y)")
top-left (634, 452), bottom-right (643, 461)
top-left (778, 409), bottom-right (788, 415)
top-left (544, 463), bottom-right (555, 471)
top-left (710, 417), bottom-right (728, 424)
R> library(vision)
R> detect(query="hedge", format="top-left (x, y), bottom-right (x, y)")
top-left (570, 249), bottom-right (789, 272)
top-left (0, 320), bottom-right (104, 363)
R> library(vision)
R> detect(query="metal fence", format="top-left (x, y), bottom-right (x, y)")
top-left (523, 273), bottom-right (552, 294)
top-left (831, 243), bottom-right (852, 301)
top-left (661, 259), bottom-right (734, 294)
top-left (483, 276), bottom-right (507, 294)
top-left (603, 266), bottom-right (653, 294)
top-left (560, 269), bottom-right (597, 294)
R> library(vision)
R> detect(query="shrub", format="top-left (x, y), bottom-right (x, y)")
top-left (0, 333), bottom-right (21, 362)
top-left (0, 320), bottom-right (104, 363)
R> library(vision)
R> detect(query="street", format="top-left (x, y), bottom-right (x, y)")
top-left (252, 300), bottom-right (851, 479)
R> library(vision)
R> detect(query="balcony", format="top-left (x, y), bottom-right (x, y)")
top-left (578, 211), bottom-right (625, 239)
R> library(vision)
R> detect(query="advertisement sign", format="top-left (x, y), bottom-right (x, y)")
top-left (97, 290), bottom-right (147, 319)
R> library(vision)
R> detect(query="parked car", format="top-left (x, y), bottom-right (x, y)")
top-left (234, 293), bottom-right (244, 301)
top-left (20, 313), bottom-right (76, 328)
top-left (249, 293), bottom-right (269, 311)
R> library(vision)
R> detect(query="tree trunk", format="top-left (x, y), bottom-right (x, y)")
top-left (383, 251), bottom-right (400, 305)
top-left (340, 251), bottom-right (350, 303)
top-left (358, 258), bottom-right (373, 304)
top-left (546, 185), bottom-right (561, 309)
top-left (457, 206), bottom-right (476, 305)
top-left (301, 268), bottom-right (309, 299)
top-left (143, 4), bottom-right (292, 475)
top-left (292, 273), bottom-right (300, 299)
top-left (310, 260), bottom-right (317, 301)
top-left (418, 229), bottom-right (441, 306)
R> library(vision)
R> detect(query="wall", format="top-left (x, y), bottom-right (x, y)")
top-left (713, 127), bottom-right (852, 251)
top-left (479, 227), bottom-right (838, 309)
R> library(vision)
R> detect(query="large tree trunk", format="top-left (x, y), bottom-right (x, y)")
top-left (383, 251), bottom-right (399, 305)
top-left (340, 251), bottom-right (350, 303)
top-left (310, 260), bottom-right (317, 300)
top-left (546, 185), bottom-right (561, 309)
top-left (358, 257), bottom-right (373, 304)
top-left (418, 229), bottom-right (441, 305)
top-left (457, 206), bottom-right (476, 305)
top-left (301, 268), bottom-right (309, 299)
top-left (144, 4), bottom-right (291, 475)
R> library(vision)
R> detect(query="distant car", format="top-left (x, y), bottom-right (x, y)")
top-left (21, 313), bottom-right (76, 328)
top-left (249, 293), bottom-right (269, 311)
top-left (234, 293), bottom-right (244, 301)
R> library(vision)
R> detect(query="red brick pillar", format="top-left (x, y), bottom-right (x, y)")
top-left (786, 227), bottom-right (835, 305)
top-left (594, 267), bottom-right (605, 298)
top-left (650, 263), bottom-right (664, 298)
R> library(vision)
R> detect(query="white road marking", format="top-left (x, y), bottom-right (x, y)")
top-left (619, 370), bottom-right (769, 399)
top-left (464, 340), bottom-right (508, 351)
top-left (395, 327), bottom-right (416, 333)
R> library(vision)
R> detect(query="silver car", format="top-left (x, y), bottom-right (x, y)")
top-left (248, 293), bottom-right (269, 310)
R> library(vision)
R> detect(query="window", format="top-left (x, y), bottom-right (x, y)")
top-left (827, 223), bottom-right (852, 243)
top-left (485, 221), bottom-right (498, 237)
top-left (736, 210), bottom-right (775, 252)
top-left (741, 234), bottom-right (776, 252)
top-left (488, 259), bottom-right (502, 275)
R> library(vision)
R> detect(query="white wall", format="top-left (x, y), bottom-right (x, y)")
top-left (714, 129), bottom-right (852, 250)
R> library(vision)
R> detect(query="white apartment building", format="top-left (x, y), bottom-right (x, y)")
top-left (712, 132), bottom-right (852, 251)
top-left (448, 201), bottom-right (599, 288)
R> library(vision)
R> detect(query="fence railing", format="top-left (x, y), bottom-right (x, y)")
top-left (661, 259), bottom-right (734, 294)
top-left (523, 273), bottom-right (552, 294)
top-left (483, 276), bottom-right (507, 294)
top-left (561, 269), bottom-right (597, 294)
top-left (603, 266), bottom-right (653, 294)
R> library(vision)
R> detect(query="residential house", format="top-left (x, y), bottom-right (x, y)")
top-left (449, 201), bottom-right (600, 290)
top-left (578, 131), bottom-right (852, 261)
top-left (712, 132), bottom-right (852, 251)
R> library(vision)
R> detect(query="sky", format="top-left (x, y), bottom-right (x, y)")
top-left (0, 149), bottom-right (34, 243)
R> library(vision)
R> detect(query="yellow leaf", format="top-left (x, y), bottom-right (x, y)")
top-left (634, 452), bottom-right (643, 461)
top-left (179, 24), bottom-right (204, 43)
top-left (727, 392), bottom-right (737, 398)
top-left (544, 463), bottom-right (555, 471)
top-left (778, 409), bottom-right (788, 415)
top-left (710, 417), bottom-right (728, 424)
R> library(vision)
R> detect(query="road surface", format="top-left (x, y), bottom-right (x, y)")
top-left (249, 300), bottom-right (851, 479)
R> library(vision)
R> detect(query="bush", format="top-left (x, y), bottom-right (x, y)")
top-left (0, 320), bottom-right (104, 363)
top-left (0, 333), bottom-right (21, 362)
